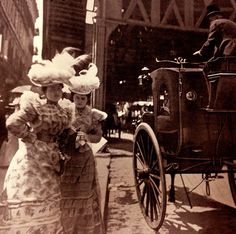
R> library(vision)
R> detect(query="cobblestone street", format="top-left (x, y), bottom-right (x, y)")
top-left (105, 155), bottom-right (236, 234)
top-left (105, 157), bottom-right (156, 234)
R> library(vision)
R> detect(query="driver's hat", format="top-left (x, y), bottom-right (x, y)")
top-left (206, 3), bottom-right (222, 19)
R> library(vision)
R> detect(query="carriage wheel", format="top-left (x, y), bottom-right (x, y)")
top-left (133, 122), bottom-right (166, 231)
top-left (228, 160), bottom-right (236, 204)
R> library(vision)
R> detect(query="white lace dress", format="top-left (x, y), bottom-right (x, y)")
top-left (0, 91), bottom-right (72, 234)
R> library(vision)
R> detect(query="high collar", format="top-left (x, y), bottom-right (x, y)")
top-left (47, 100), bottom-right (59, 106)
top-left (75, 105), bottom-right (91, 116)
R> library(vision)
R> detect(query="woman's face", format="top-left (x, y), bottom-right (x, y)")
top-left (45, 84), bottom-right (63, 103)
top-left (73, 93), bottom-right (88, 109)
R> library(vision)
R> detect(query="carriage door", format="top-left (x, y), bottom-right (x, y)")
top-left (154, 70), bottom-right (180, 154)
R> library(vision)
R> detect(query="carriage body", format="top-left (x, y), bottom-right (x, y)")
top-left (150, 63), bottom-right (236, 173)
top-left (133, 58), bottom-right (236, 231)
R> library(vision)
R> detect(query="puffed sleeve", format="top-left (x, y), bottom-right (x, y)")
top-left (91, 108), bottom-right (108, 123)
top-left (6, 91), bottom-right (39, 142)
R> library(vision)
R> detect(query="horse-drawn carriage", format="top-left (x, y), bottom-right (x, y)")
top-left (133, 57), bottom-right (236, 231)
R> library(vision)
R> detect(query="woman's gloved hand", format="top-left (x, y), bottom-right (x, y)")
top-left (75, 131), bottom-right (88, 148)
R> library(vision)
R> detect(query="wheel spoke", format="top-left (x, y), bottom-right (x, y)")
top-left (136, 178), bottom-right (145, 187)
top-left (149, 181), bottom-right (159, 219)
top-left (141, 183), bottom-right (147, 203)
top-left (151, 182), bottom-right (162, 201)
top-left (148, 144), bottom-right (154, 167)
top-left (150, 185), bottom-right (154, 221)
top-left (135, 153), bottom-right (145, 168)
top-left (153, 200), bottom-right (158, 221)
top-left (145, 183), bottom-right (150, 216)
top-left (139, 133), bottom-right (147, 160)
top-left (136, 141), bottom-right (146, 164)
top-left (149, 177), bottom-right (162, 210)
top-left (150, 159), bottom-right (159, 171)
top-left (150, 173), bottom-right (161, 180)
top-left (146, 135), bottom-right (152, 166)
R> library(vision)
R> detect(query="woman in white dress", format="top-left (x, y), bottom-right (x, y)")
top-left (0, 49), bottom-right (77, 233)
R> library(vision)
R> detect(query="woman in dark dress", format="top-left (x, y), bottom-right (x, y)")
top-left (60, 63), bottom-right (107, 234)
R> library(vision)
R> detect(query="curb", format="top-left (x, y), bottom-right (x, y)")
top-left (102, 157), bottom-right (111, 228)
top-left (95, 153), bottom-right (111, 220)
top-left (95, 150), bottom-right (133, 223)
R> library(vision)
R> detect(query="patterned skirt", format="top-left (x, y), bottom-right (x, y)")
top-left (0, 140), bottom-right (64, 234)
top-left (61, 148), bottom-right (104, 234)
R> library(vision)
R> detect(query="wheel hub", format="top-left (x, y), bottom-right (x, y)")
top-left (138, 167), bottom-right (150, 179)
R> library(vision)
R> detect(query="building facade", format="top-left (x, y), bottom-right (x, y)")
top-left (41, 0), bottom-right (236, 110)
top-left (0, 0), bottom-right (38, 94)
top-left (42, 0), bottom-right (87, 59)
top-left (92, 0), bottom-right (236, 109)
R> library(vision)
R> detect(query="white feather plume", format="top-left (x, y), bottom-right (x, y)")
top-left (28, 50), bottom-right (79, 86)
top-left (69, 63), bottom-right (100, 94)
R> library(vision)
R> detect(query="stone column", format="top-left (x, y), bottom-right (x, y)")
top-left (93, 0), bottom-right (121, 110)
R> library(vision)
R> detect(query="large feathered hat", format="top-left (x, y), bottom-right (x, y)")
top-left (69, 63), bottom-right (100, 95)
top-left (28, 47), bottom-right (81, 87)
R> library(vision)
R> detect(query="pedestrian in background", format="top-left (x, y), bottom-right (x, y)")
top-left (193, 3), bottom-right (236, 61)
top-left (0, 96), bottom-right (20, 167)
top-left (60, 62), bottom-right (107, 234)
top-left (0, 84), bottom-right (44, 168)
top-left (0, 49), bottom-right (77, 233)
top-left (0, 92), bottom-right (7, 150)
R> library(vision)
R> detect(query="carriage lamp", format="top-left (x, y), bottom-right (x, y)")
top-left (186, 90), bottom-right (197, 101)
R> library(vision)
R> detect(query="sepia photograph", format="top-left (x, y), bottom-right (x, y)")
top-left (0, 0), bottom-right (236, 233)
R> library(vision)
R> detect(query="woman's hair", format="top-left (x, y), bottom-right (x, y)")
top-left (41, 83), bottom-right (64, 93)
top-left (41, 86), bottom-right (47, 94)
top-left (71, 92), bottom-right (91, 105)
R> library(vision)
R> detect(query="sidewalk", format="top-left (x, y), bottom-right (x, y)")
top-left (95, 131), bottom-right (134, 218)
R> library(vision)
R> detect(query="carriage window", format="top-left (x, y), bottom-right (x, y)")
top-left (159, 84), bottom-right (170, 116)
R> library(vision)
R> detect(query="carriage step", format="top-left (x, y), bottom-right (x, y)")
top-left (157, 129), bottom-right (178, 134)
top-left (201, 108), bottom-right (236, 113)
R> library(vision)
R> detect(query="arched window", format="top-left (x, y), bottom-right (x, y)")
top-left (158, 84), bottom-right (170, 116)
